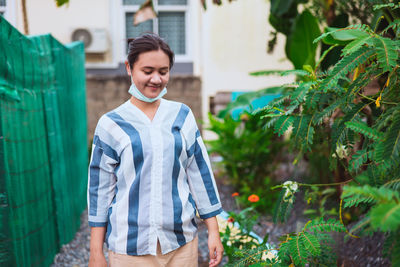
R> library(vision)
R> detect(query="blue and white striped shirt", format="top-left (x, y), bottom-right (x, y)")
top-left (87, 98), bottom-right (222, 256)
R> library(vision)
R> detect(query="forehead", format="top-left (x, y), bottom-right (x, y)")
top-left (135, 49), bottom-right (170, 68)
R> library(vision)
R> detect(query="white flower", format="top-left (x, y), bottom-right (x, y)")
top-left (282, 181), bottom-right (299, 203)
top-left (261, 250), bottom-right (277, 261)
top-left (332, 145), bottom-right (348, 159)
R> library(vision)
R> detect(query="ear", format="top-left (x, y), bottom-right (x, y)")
top-left (124, 60), bottom-right (131, 75)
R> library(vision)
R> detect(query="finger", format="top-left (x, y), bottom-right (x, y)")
top-left (216, 248), bottom-right (223, 265)
top-left (209, 259), bottom-right (217, 267)
top-left (209, 246), bottom-right (216, 260)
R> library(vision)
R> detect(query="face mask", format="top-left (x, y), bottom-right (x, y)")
top-left (128, 76), bottom-right (167, 103)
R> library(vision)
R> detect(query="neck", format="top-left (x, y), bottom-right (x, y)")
top-left (130, 96), bottom-right (160, 110)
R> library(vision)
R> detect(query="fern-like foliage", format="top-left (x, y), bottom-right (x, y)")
top-left (383, 231), bottom-right (400, 266)
top-left (373, 3), bottom-right (400, 10)
top-left (383, 113), bottom-right (400, 160)
top-left (370, 202), bottom-right (400, 231)
top-left (372, 36), bottom-right (399, 72)
top-left (273, 189), bottom-right (295, 223)
top-left (341, 35), bottom-right (374, 56)
top-left (305, 218), bottom-right (347, 233)
top-left (348, 148), bottom-right (372, 173)
top-left (277, 219), bottom-right (345, 266)
top-left (319, 46), bottom-right (375, 91)
top-left (345, 121), bottom-right (384, 141)
top-left (342, 185), bottom-right (399, 208)
top-left (313, 97), bottom-right (344, 125)
top-left (331, 103), bottom-right (369, 149)
top-left (250, 69), bottom-right (310, 77)
top-left (384, 178), bottom-right (400, 190)
top-left (273, 115), bottom-right (295, 136)
top-left (225, 3), bottom-right (400, 266)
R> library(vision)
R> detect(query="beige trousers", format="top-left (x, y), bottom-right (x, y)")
top-left (108, 236), bottom-right (198, 267)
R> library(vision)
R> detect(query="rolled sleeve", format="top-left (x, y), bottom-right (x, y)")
top-left (87, 134), bottom-right (118, 227)
top-left (185, 111), bottom-right (223, 219)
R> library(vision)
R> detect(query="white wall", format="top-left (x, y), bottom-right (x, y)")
top-left (7, 0), bottom-right (293, 139)
top-left (13, 0), bottom-right (116, 66)
top-left (199, 0), bottom-right (292, 136)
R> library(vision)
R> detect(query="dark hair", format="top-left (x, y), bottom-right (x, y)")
top-left (127, 33), bottom-right (174, 70)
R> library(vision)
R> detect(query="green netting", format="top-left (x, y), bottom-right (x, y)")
top-left (0, 16), bottom-right (88, 266)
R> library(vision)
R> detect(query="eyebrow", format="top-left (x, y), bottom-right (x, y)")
top-left (142, 66), bottom-right (169, 70)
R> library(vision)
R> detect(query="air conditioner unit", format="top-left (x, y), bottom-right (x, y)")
top-left (71, 28), bottom-right (109, 53)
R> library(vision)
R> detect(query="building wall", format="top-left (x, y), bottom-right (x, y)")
top-left (7, 0), bottom-right (293, 139)
top-left (86, 75), bottom-right (202, 142)
top-left (200, 0), bottom-right (293, 127)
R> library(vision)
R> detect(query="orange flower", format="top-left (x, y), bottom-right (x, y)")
top-left (248, 194), bottom-right (260, 203)
top-left (231, 192), bottom-right (239, 197)
top-left (227, 217), bottom-right (234, 223)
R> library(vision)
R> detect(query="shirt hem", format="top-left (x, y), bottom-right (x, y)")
top-left (108, 233), bottom-right (198, 256)
top-left (199, 207), bottom-right (223, 219)
top-left (88, 221), bottom-right (108, 227)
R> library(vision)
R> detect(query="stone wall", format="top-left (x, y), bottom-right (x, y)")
top-left (86, 75), bottom-right (202, 142)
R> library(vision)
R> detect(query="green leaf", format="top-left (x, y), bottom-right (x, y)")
top-left (292, 115), bottom-right (314, 149)
top-left (306, 218), bottom-right (346, 233)
top-left (274, 115), bottom-right (295, 136)
top-left (383, 231), bottom-right (400, 266)
top-left (324, 26), bottom-right (370, 43)
top-left (319, 46), bottom-right (375, 91)
top-left (384, 178), bottom-right (400, 190)
top-left (291, 82), bottom-right (313, 103)
top-left (314, 24), bottom-right (371, 44)
top-left (372, 36), bottom-right (398, 72)
top-left (55, 0), bottom-right (69, 7)
top-left (270, 0), bottom-right (295, 16)
top-left (302, 232), bottom-right (321, 256)
top-left (383, 114), bottom-right (400, 160)
top-left (288, 234), bottom-right (308, 266)
top-left (286, 10), bottom-right (321, 69)
top-left (331, 103), bottom-right (369, 148)
top-left (313, 98), bottom-right (344, 124)
top-left (370, 202), bottom-right (400, 231)
top-left (342, 185), bottom-right (399, 207)
top-left (348, 149), bottom-right (371, 173)
top-left (341, 35), bottom-right (374, 56)
top-left (250, 69), bottom-right (309, 77)
top-left (273, 189), bottom-right (295, 223)
top-left (345, 121), bottom-right (384, 141)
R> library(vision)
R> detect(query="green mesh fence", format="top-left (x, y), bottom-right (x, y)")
top-left (0, 17), bottom-right (88, 266)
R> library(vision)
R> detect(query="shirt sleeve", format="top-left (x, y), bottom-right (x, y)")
top-left (87, 118), bottom-right (119, 227)
top-left (184, 109), bottom-right (223, 219)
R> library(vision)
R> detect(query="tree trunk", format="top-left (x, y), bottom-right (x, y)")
top-left (21, 0), bottom-right (29, 35)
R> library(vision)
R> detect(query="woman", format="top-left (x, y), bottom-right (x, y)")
top-left (88, 33), bottom-right (224, 267)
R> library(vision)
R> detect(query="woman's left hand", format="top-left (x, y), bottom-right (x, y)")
top-left (208, 232), bottom-right (223, 267)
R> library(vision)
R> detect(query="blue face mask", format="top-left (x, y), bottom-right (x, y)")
top-left (128, 76), bottom-right (167, 103)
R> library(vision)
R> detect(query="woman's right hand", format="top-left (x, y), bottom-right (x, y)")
top-left (89, 252), bottom-right (107, 267)
top-left (89, 227), bottom-right (107, 267)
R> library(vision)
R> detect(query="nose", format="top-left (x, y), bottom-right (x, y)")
top-left (150, 74), bottom-right (162, 84)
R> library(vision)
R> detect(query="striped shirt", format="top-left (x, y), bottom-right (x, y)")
top-left (87, 98), bottom-right (222, 256)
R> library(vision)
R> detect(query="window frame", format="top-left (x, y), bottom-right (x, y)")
top-left (120, 0), bottom-right (192, 63)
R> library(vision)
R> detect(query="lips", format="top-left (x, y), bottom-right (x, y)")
top-left (146, 84), bottom-right (161, 91)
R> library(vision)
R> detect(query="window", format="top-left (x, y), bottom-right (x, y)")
top-left (0, 0), bottom-right (6, 16)
top-left (123, 0), bottom-right (188, 58)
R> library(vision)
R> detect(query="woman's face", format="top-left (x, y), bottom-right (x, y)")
top-left (126, 49), bottom-right (170, 99)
